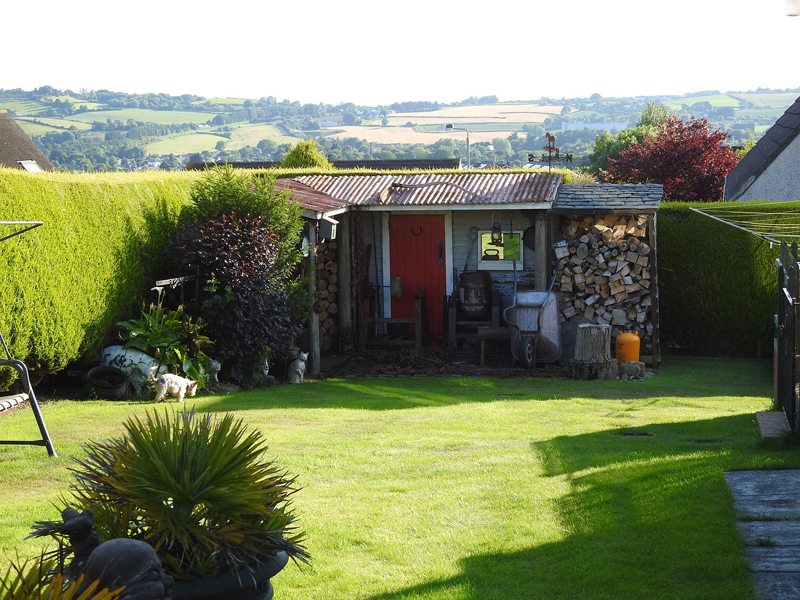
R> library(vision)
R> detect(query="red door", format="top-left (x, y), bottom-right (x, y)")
top-left (389, 214), bottom-right (446, 341)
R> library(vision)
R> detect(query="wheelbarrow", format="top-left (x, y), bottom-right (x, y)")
top-left (503, 290), bottom-right (562, 368)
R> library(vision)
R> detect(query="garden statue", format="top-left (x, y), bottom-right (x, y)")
top-left (30, 508), bottom-right (173, 600)
top-left (286, 351), bottom-right (308, 384)
top-left (78, 538), bottom-right (174, 600)
top-left (102, 345), bottom-right (167, 393)
top-left (206, 359), bottom-right (221, 384)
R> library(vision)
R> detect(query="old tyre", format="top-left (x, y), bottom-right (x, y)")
top-left (519, 337), bottom-right (534, 368)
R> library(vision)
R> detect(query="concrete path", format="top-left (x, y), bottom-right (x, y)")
top-left (725, 470), bottom-right (800, 599)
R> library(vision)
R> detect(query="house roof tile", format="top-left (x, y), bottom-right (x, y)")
top-left (723, 96), bottom-right (800, 201)
top-left (0, 110), bottom-right (55, 172)
top-left (555, 184), bottom-right (662, 213)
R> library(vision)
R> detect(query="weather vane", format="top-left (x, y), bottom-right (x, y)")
top-left (528, 133), bottom-right (572, 172)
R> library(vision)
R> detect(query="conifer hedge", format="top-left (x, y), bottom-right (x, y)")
top-left (658, 202), bottom-right (784, 357)
top-left (0, 169), bottom-right (197, 384)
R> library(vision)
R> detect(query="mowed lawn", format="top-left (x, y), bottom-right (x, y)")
top-left (0, 357), bottom-right (794, 600)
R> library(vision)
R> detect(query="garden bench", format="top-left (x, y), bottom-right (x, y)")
top-left (0, 221), bottom-right (56, 456)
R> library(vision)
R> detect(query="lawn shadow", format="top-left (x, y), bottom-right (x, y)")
top-left (359, 415), bottom-right (799, 600)
top-left (198, 356), bottom-right (773, 413)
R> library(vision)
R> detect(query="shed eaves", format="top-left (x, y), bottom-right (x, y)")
top-left (0, 110), bottom-right (55, 172)
top-left (275, 178), bottom-right (350, 215)
top-left (294, 173), bottom-right (562, 207)
top-left (555, 183), bottom-right (663, 213)
top-left (724, 96), bottom-right (800, 201)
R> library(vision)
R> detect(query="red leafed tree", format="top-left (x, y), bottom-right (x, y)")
top-left (605, 116), bottom-right (739, 202)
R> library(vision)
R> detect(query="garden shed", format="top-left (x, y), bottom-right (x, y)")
top-left (280, 173), bottom-right (663, 372)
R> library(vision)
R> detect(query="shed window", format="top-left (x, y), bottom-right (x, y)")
top-left (477, 231), bottom-right (523, 270)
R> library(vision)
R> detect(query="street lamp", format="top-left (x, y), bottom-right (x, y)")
top-left (445, 124), bottom-right (470, 169)
top-left (487, 144), bottom-right (496, 168)
top-left (788, 0), bottom-right (800, 15)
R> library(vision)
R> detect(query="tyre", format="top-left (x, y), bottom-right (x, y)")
top-left (519, 337), bottom-right (534, 368)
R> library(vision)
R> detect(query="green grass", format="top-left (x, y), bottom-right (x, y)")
top-left (0, 356), bottom-right (793, 600)
top-left (146, 132), bottom-right (229, 154)
top-left (192, 97), bottom-right (250, 105)
top-left (662, 94), bottom-right (742, 109)
top-left (67, 108), bottom-right (217, 125)
top-left (731, 93), bottom-right (799, 108)
top-left (226, 123), bottom-right (301, 149)
top-left (17, 117), bottom-right (93, 131)
top-left (734, 107), bottom-right (791, 121)
top-left (13, 121), bottom-right (61, 136)
top-left (0, 97), bottom-right (47, 115)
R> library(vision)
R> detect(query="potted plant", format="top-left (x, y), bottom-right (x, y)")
top-left (46, 408), bottom-right (308, 600)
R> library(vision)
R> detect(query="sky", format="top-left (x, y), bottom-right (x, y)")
top-left (3, 0), bottom-right (798, 106)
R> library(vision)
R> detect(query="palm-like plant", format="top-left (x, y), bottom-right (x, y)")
top-left (61, 408), bottom-right (308, 581)
top-left (1, 556), bottom-right (123, 600)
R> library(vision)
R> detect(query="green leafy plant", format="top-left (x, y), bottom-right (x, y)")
top-left (1, 555), bottom-right (122, 600)
top-left (62, 408), bottom-right (308, 581)
top-left (115, 289), bottom-right (212, 386)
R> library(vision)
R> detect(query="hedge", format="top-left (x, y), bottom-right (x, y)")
top-left (657, 202), bottom-right (789, 357)
top-left (0, 168), bottom-right (197, 384)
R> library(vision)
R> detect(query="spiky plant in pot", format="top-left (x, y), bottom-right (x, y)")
top-left (60, 408), bottom-right (308, 582)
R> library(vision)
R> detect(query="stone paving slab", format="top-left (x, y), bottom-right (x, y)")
top-left (725, 470), bottom-right (800, 600)
top-left (740, 521), bottom-right (800, 546)
top-left (751, 573), bottom-right (800, 599)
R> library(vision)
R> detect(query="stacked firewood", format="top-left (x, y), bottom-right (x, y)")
top-left (554, 214), bottom-right (654, 357)
top-left (315, 240), bottom-right (340, 353)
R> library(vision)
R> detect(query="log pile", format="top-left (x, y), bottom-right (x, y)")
top-left (554, 214), bottom-right (654, 358)
top-left (315, 240), bottom-right (340, 353)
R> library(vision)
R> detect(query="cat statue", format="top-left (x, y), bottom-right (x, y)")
top-left (286, 351), bottom-right (308, 384)
top-left (148, 371), bottom-right (198, 403)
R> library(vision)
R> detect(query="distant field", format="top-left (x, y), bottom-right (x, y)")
top-left (146, 133), bottom-right (229, 155)
top-left (68, 108), bottom-right (215, 125)
top-left (21, 117), bottom-right (93, 131)
top-left (15, 121), bottom-right (61, 136)
top-left (731, 92), bottom-right (798, 108)
top-left (662, 95), bottom-right (741, 108)
top-left (0, 98), bottom-right (45, 114)
top-left (385, 103), bottom-right (561, 128)
top-left (734, 107), bottom-right (789, 120)
top-left (43, 96), bottom-right (105, 110)
top-left (326, 125), bottom-right (521, 144)
top-left (416, 122), bottom-right (528, 133)
top-left (226, 123), bottom-right (301, 150)
top-left (192, 98), bottom-right (249, 105)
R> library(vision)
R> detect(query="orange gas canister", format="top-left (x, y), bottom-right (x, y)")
top-left (615, 327), bottom-right (640, 364)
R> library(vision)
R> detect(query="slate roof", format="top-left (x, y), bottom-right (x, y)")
top-left (0, 110), bottom-right (55, 171)
top-left (554, 183), bottom-right (663, 213)
top-left (723, 96), bottom-right (800, 201)
top-left (294, 173), bottom-right (563, 208)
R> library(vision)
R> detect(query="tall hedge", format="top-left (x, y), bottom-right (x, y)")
top-left (658, 202), bottom-right (784, 357)
top-left (0, 169), bottom-right (196, 383)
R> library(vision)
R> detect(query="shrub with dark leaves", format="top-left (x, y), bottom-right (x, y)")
top-left (172, 213), bottom-right (301, 385)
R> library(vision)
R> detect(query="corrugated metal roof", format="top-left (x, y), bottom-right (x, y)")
top-left (294, 173), bottom-right (562, 207)
top-left (275, 178), bottom-right (350, 215)
top-left (555, 184), bottom-right (663, 213)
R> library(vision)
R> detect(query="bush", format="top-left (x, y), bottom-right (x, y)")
top-left (658, 203), bottom-right (779, 356)
top-left (171, 166), bottom-right (308, 385)
top-left (0, 169), bottom-right (195, 387)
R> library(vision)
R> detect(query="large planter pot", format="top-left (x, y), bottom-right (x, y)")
top-left (86, 366), bottom-right (129, 400)
top-left (173, 552), bottom-right (289, 600)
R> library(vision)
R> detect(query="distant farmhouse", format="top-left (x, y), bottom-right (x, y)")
top-left (0, 110), bottom-right (55, 172)
top-left (724, 96), bottom-right (800, 201)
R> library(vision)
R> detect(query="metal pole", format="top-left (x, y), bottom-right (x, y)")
top-left (466, 131), bottom-right (470, 169)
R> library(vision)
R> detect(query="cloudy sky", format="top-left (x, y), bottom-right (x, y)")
top-left (5, 0), bottom-right (798, 105)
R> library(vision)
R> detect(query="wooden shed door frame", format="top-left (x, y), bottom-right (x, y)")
top-left (381, 211), bottom-right (453, 337)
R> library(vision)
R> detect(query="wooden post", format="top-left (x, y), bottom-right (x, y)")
top-left (535, 212), bottom-right (549, 291)
top-left (308, 220), bottom-right (320, 376)
top-left (568, 323), bottom-right (619, 380)
top-left (338, 214), bottom-right (352, 330)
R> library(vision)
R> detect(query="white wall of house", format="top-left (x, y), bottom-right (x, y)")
top-left (737, 136), bottom-right (800, 201)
